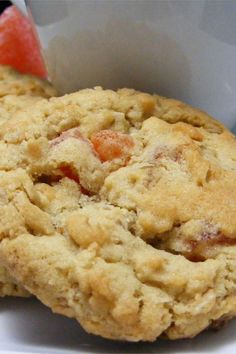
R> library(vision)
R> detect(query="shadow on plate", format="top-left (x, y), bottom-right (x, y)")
top-left (1, 297), bottom-right (236, 353)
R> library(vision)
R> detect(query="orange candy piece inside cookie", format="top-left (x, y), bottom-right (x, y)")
top-left (91, 130), bottom-right (134, 162)
top-left (51, 129), bottom-right (134, 192)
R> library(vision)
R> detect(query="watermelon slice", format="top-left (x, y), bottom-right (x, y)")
top-left (0, 5), bottom-right (47, 77)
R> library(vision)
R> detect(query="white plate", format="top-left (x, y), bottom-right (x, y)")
top-left (0, 297), bottom-right (236, 354)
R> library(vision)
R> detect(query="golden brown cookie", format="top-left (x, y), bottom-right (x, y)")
top-left (0, 65), bottom-right (57, 297)
top-left (0, 265), bottom-right (30, 297)
top-left (0, 87), bottom-right (236, 340)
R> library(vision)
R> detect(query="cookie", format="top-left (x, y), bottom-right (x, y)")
top-left (0, 87), bottom-right (236, 340)
top-left (0, 95), bottom-right (39, 296)
top-left (0, 65), bottom-right (57, 98)
top-left (0, 65), bottom-right (57, 296)
top-left (0, 264), bottom-right (29, 297)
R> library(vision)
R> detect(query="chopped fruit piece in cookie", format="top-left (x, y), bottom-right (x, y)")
top-left (91, 130), bottom-right (134, 162)
top-left (1, 87), bottom-right (236, 341)
top-left (48, 127), bottom-right (104, 194)
top-left (59, 165), bottom-right (80, 184)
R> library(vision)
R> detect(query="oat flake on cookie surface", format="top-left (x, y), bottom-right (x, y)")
top-left (0, 87), bottom-right (236, 340)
